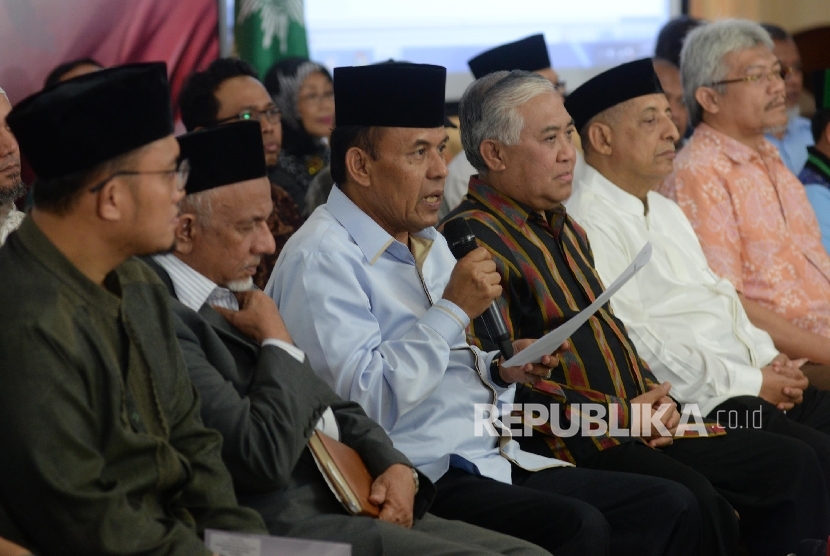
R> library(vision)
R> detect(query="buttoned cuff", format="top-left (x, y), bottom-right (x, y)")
top-left (730, 364), bottom-right (764, 398)
top-left (422, 299), bottom-right (470, 345)
top-left (262, 338), bottom-right (305, 363)
top-left (484, 350), bottom-right (513, 395)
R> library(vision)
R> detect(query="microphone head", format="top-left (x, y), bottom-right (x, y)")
top-left (443, 217), bottom-right (478, 260)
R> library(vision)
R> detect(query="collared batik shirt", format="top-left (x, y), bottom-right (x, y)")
top-left (444, 178), bottom-right (702, 464)
top-left (660, 123), bottom-right (830, 337)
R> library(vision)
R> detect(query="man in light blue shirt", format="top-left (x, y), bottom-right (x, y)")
top-left (268, 61), bottom-right (701, 556)
top-left (150, 121), bottom-right (552, 556)
top-left (763, 23), bottom-right (813, 174)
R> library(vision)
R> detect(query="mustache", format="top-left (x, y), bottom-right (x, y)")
top-left (0, 155), bottom-right (20, 172)
top-left (765, 95), bottom-right (786, 111)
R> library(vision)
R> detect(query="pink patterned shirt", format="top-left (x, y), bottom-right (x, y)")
top-left (660, 123), bottom-right (830, 337)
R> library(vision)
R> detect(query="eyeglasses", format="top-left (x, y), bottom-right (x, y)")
top-left (553, 81), bottom-right (567, 94)
top-left (708, 69), bottom-right (785, 87)
top-left (88, 158), bottom-right (190, 193)
top-left (215, 107), bottom-right (282, 125)
top-left (298, 90), bottom-right (335, 106)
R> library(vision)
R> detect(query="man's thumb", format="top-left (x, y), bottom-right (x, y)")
top-left (369, 479), bottom-right (387, 505)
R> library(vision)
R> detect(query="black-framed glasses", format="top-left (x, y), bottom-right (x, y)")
top-left (708, 69), bottom-right (785, 87)
top-left (88, 158), bottom-right (190, 193)
top-left (215, 107), bottom-right (281, 125)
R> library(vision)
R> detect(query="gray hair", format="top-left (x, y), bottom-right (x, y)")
top-left (0, 86), bottom-right (6, 97)
top-left (179, 188), bottom-right (216, 226)
top-left (681, 19), bottom-right (773, 128)
top-left (271, 61), bottom-right (327, 129)
top-left (459, 70), bottom-right (555, 174)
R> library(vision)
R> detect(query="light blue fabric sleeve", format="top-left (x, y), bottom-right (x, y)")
top-left (267, 249), bottom-right (470, 432)
top-left (805, 184), bottom-right (830, 256)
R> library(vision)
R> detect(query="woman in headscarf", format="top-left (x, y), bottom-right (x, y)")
top-left (264, 57), bottom-right (334, 215)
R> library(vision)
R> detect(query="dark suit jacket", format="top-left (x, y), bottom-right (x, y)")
top-left (147, 261), bottom-right (435, 547)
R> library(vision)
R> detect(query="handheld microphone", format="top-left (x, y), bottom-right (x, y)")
top-left (443, 218), bottom-right (514, 360)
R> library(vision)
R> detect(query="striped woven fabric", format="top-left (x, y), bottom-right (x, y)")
top-left (443, 178), bottom-right (718, 464)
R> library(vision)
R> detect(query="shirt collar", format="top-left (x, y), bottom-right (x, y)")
top-left (152, 253), bottom-right (219, 311)
top-left (467, 176), bottom-right (567, 225)
top-left (788, 114), bottom-right (809, 133)
top-left (580, 164), bottom-right (647, 218)
top-left (695, 122), bottom-right (780, 164)
top-left (325, 184), bottom-right (437, 265)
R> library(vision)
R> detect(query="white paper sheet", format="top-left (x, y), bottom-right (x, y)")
top-left (206, 530), bottom-right (351, 556)
top-left (501, 242), bottom-right (652, 368)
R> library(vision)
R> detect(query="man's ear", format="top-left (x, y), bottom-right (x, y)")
top-left (587, 122), bottom-right (613, 156)
top-left (479, 139), bottom-right (507, 173)
top-left (95, 178), bottom-right (128, 222)
top-left (695, 86), bottom-right (720, 118)
top-left (344, 146), bottom-right (373, 188)
top-left (173, 213), bottom-right (197, 255)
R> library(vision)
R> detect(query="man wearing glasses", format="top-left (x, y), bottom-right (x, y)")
top-left (179, 58), bottom-right (302, 288)
top-left (661, 19), bottom-right (830, 373)
top-left (0, 63), bottom-right (267, 554)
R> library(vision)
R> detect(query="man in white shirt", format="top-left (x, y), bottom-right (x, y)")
top-left (566, 57), bottom-right (830, 491)
top-left (0, 86), bottom-right (25, 245)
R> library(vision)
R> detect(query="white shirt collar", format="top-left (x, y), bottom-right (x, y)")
top-left (152, 253), bottom-right (234, 312)
top-left (581, 164), bottom-right (649, 218)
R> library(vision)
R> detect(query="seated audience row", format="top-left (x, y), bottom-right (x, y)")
top-left (436, 59), bottom-right (828, 555)
top-left (661, 20), bottom-right (830, 372)
top-left (2, 15), bottom-right (830, 556)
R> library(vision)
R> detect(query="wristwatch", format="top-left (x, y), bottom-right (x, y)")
top-left (411, 467), bottom-right (420, 494)
top-left (490, 356), bottom-right (510, 388)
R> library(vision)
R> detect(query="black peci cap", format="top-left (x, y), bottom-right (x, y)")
top-left (334, 62), bottom-right (447, 128)
top-left (177, 121), bottom-right (266, 194)
top-left (467, 34), bottom-right (551, 79)
top-left (8, 62), bottom-right (174, 179)
top-left (565, 58), bottom-right (665, 131)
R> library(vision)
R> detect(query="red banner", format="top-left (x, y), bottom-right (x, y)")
top-left (0, 0), bottom-right (219, 114)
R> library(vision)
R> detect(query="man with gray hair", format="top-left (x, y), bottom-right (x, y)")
top-left (149, 121), bottom-right (553, 556)
top-left (440, 34), bottom-right (577, 221)
top-left (445, 63), bottom-right (830, 556)
top-left (661, 19), bottom-right (830, 373)
top-left (271, 61), bottom-right (703, 556)
top-left (0, 85), bottom-right (26, 244)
